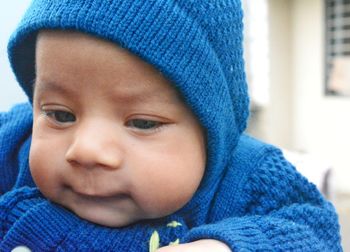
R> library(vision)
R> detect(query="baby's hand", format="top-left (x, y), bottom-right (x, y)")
top-left (156, 239), bottom-right (231, 252)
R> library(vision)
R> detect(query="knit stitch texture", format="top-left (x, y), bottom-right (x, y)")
top-left (1, 0), bottom-right (343, 250)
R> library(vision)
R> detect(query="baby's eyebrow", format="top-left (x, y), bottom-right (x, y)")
top-left (34, 79), bottom-right (182, 105)
top-left (34, 80), bottom-right (74, 98)
top-left (114, 88), bottom-right (180, 105)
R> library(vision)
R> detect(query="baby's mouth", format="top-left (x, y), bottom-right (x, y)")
top-left (75, 191), bottom-right (130, 202)
top-left (66, 184), bottom-right (130, 202)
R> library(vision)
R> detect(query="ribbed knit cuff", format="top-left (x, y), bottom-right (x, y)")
top-left (0, 187), bottom-right (81, 251)
top-left (56, 214), bottom-right (190, 251)
top-left (183, 217), bottom-right (273, 251)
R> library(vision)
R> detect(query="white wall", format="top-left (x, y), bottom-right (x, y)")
top-left (0, 1), bottom-right (31, 111)
top-left (247, 0), bottom-right (294, 149)
top-left (291, 0), bottom-right (350, 193)
top-left (259, 0), bottom-right (350, 193)
top-left (264, 0), bottom-right (294, 149)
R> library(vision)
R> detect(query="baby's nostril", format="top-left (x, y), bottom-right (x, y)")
top-left (67, 158), bottom-right (80, 167)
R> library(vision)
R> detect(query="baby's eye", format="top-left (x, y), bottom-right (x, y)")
top-left (45, 110), bottom-right (76, 123)
top-left (126, 119), bottom-right (162, 130)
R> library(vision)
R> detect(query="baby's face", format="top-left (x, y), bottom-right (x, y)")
top-left (30, 30), bottom-right (206, 227)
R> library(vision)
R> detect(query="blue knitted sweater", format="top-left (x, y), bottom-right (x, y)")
top-left (1, 0), bottom-right (342, 250)
top-left (0, 103), bottom-right (342, 251)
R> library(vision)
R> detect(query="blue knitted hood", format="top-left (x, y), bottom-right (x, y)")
top-left (8, 0), bottom-right (249, 222)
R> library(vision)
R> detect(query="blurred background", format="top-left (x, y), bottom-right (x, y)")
top-left (0, 0), bottom-right (349, 249)
top-left (242, 0), bottom-right (350, 249)
top-left (0, 1), bottom-right (30, 110)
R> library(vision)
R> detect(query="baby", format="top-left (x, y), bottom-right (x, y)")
top-left (31, 30), bottom-right (206, 228)
top-left (0, 0), bottom-right (342, 251)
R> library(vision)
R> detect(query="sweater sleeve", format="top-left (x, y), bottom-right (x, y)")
top-left (0, 187), bottom-right (190, 251)
top-left (183, 149), bottom-right (342, 251)
top-left (0, 103), bottom-right (34, 194)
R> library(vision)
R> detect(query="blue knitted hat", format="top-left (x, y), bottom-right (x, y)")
top-left (8, 0), bottom-right (249, 221)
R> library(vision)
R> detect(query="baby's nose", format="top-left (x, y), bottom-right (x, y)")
top-left (65, 122), bottom-right (123, 170)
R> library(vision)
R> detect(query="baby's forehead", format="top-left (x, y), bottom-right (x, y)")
top-left (33, 31), bottom-right (189, 113)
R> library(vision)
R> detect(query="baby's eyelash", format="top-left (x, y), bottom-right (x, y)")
top-left (42, 110), bottom-right (76, 124)
top-left (126, 119), bottom-right (163, 131)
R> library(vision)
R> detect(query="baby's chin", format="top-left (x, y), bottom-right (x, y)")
top-left (45, 189), bottom-right (177, 227)
top-left (70, 202), bottom-right (142, 227)
top-left (50, 192), bottom-right (144, 227)
top-left (69, 202), bottom-right (175, 227)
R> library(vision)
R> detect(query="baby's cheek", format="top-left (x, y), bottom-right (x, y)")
top-left (30, 147), bottom-right (47, 188)
top-left (133, 177), bottom-right (197, 219)
top-left (29, 142), bottom-right (58, 197)
top-left (29, 143), bottom-right (42, 179)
